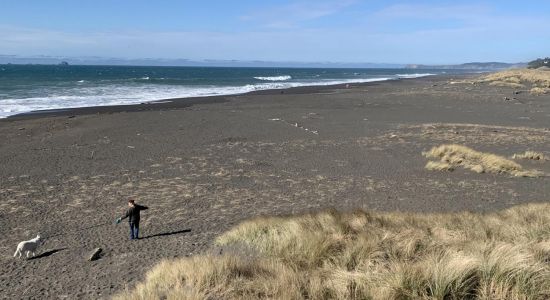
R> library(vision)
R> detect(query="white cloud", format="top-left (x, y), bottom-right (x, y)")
top-left (240, 0), bottom-right (357, 28)
top-left (373, 3), bottom-right (492, 22)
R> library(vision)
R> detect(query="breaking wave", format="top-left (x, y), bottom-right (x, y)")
top-left (254, 75), bottom-right (292, 81)
top-left (0, 68), bottom-right (446, 118)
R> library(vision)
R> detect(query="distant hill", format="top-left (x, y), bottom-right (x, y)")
top-left (0, 55), bottom-right (403, 68)
top-left (406, 62), bottom-right (526, 70)
top-left (527, 58), bottom-right (550, 69)
top-left (0, 55), bottom-right (528, 70)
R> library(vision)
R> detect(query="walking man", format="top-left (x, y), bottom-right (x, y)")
top-left (116, 199), bottom-right (148, 240)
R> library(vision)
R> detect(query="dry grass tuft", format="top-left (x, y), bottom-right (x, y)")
top-left (425, 161), bottom-right (455, 171)
top-left (113, 255), bottom-right (303, 300)
top-left (480, 69), bottom-right (550, 95)
top-left (115, 204), bottom-right (550, 300)
top-left (513, 151), bottom-right (547, 161)
top-left (530, 87), bottom-right (550, 95)
top-left (488, 81), bottom-right (525, 89)
top-left (423, 144), bottom-right (543, 177)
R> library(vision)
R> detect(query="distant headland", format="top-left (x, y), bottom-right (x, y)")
top-left (0, 54), bottom-right (526, 70)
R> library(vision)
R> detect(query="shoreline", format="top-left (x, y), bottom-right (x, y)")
top-left (1, 73), bottom-right (472, 121)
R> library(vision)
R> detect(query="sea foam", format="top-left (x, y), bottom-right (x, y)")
top-left (254, 75), bottom-right (292, 81)
top-left (396, 73), bottom-right (435, 78)
top-left (0, 73), bottom-right (437, 118)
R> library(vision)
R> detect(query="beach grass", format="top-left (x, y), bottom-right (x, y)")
top-left (530, 87), bottom-right (550, 95)
top-left (480, 69), bottom-right (550, 94)
top-left (114, 203), bottom-right (550, 300)
top-left (423, 144), bottom-right (543, 177)
top-left (513, 151), bottom-right (547, 161)
top-left (488, 81), bottom-right (525, 89)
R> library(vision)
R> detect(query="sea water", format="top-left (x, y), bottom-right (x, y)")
top-left (0, 65), bottom-right (459, 118)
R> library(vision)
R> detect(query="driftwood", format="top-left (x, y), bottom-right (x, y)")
top-left (89, 248), bottom-right (102, 261)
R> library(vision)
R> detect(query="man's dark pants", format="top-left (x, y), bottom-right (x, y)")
top-left (129, 222), bottom-right (139, 240)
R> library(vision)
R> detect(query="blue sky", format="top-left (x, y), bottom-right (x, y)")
top-left (1, 0), bottom-right (548, 64)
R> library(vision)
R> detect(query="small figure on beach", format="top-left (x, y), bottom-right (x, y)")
top-left (13, 233), bottom-right (43, 258)
top-left (116, 199), bottom-right (148, 240)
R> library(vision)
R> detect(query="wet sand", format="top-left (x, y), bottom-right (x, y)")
top-left (1, 75), bottom-right (549, 299)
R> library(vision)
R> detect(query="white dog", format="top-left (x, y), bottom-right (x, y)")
top-left (13, 234), bottom-right (43, 258)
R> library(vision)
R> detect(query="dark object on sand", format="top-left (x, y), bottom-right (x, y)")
top-left (89, 248), bottom-right (102, 261)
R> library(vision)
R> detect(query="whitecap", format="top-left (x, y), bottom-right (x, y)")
top-left (0, 77), bottom-right (405, 118)
top-left (395, 73), bottom-right (436, 79)
top-left (254, 75), bottom-right (292, 81)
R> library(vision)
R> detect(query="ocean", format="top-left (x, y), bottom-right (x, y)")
top-left (0, 65), bottom-right (463, 118)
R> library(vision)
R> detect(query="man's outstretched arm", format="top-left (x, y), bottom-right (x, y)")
top-left (121, 209), bottom-right (131, 219)
top-left (116, 209), bottom-right (131, 223)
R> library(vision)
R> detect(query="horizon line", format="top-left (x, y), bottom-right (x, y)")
top-left (0, 54), bottom-right (528, 68)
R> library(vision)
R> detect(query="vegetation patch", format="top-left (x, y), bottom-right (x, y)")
top-left (513, 151), bottom-right (547, 161)
top-left (423, 144), bottom-right (543, 177)
top-left (528, 57), bottom-right (550, 69)
top-left (488, 81), bottom-right (525, 89)
top-left (530, 87), bottom-right (550, 95)
top-left (115, 204), bottom-right (550, 300)
top-left (480, 69), bottom-right (550, 94)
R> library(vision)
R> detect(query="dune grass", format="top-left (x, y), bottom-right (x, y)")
top-left (513, 151), bottom-right (547, 161)
top-left (423, 144), bottom-right (543, 177)
top-left (530, 87), bottom-right (550, 95)
top-left (480, 69), bottom-right (550, 94)
top-left (115, 204), bottom-right (550, 300)
top-left (488, 81), bottom-right (525, 89)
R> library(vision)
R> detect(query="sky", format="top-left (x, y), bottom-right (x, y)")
top-left (0, 0), bottom-right (548, 64)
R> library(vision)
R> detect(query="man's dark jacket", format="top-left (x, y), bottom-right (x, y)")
top-left (121, 204), bottom-right (148, 224)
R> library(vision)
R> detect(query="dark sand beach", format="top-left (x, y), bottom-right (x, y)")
top-left (1, 75), bottom-right (549, 299)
